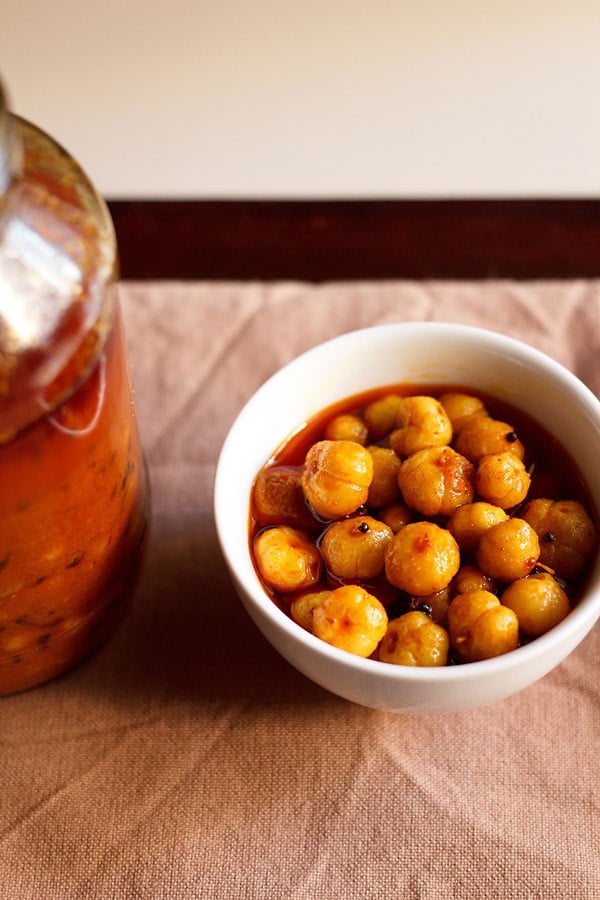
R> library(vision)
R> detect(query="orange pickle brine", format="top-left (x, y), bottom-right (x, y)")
top-left (0, 311), bottom-right (149, 693)
top-left (0, 80), bottom-right (149, 693)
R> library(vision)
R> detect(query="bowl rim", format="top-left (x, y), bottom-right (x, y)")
top-left (214, 320), bottom-right (600, 684)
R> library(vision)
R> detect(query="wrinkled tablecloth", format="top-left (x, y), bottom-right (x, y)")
top-left (1, 281), bottom-right (599, 900)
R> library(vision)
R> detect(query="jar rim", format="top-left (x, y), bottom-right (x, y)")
top-left (0, 79), bottom-right (18, 196)
top-left (0, 105), bottom-right (117, 442)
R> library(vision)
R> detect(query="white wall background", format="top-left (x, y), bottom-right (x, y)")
top-left (1, 1), bottom-right (599, 198)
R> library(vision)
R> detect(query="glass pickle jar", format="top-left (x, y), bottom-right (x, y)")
top-left (0, 81), bottom-right (149, 694)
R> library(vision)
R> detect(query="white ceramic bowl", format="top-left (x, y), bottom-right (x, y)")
top-left (214, 322), bottom-right (600, 713)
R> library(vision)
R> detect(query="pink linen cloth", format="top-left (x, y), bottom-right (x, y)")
top-left (0, 280), bottom-right (598, 899)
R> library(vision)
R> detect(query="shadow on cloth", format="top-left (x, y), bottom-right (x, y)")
top-left (69, 521), bottom-right (343, 713)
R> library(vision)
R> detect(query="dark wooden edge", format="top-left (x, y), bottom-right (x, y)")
top-left (106, 199), bottom-right (600, 281)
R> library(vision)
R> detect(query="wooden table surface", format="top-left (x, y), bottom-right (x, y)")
top-left (107, 199), bottom-right (600, 281)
